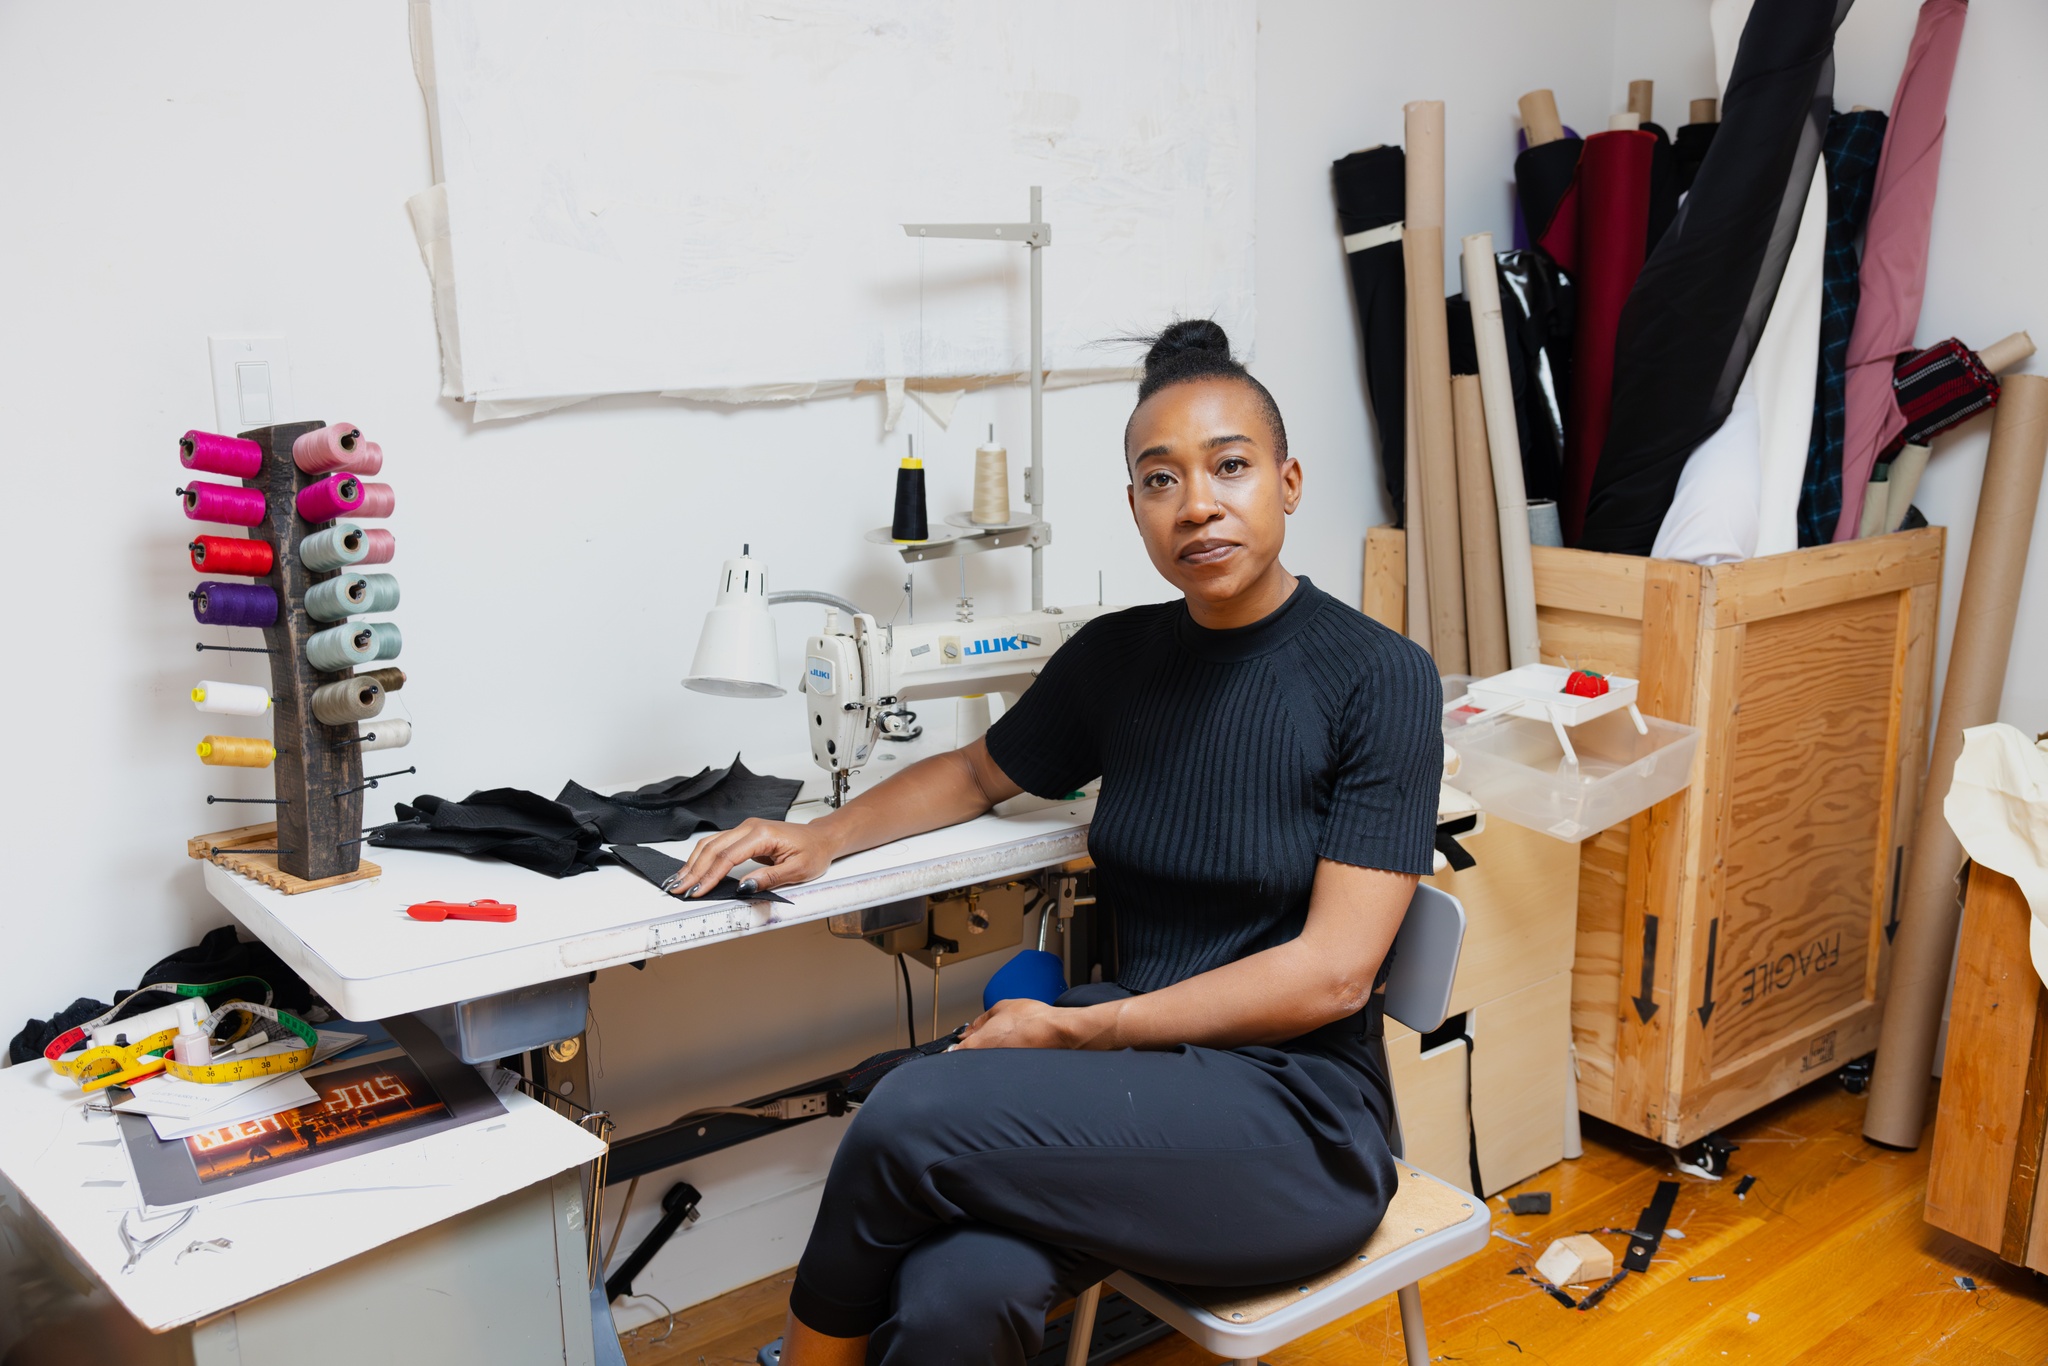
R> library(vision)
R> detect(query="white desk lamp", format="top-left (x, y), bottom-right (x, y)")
top-left (683, 547), bottom-right (861, 699)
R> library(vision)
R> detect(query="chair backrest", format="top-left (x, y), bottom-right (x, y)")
top-left (1383, 883), bottom-right (1466, 1035)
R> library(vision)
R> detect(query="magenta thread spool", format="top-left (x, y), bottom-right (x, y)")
top-left (354, 482), bottom-right (396, 518)
top-left (292, 423), bottom-right (368, 474)
top-left (179, 430), bottom-right (262, 478)
top-left (190, 580), bottom-right (279, 628)
top-left (180, 481), bottom-right (267, 526)
top-left (296, 473), bottom-right (365, 522)
top-left (359, 528), bottom-right (396, 564)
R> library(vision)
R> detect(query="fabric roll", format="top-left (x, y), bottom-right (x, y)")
top-left (1333, 146), bottom-right (1408, 516)
top-left (1517, 138), bottom-right (1584, 254)
top-left (1494, 250), bottom-right (1573, 505)
top-left (1556, 129), bottom-right (1656, 544)
top-left (1579, 0), bottom-right (1850, 556)
top-left (1671, 120), bottom-right (1720, 194)
top-left (1834, 0), bottom-right (1970, 542)
top-left (1749, 161), bottom-right (1831, 558)
top-left (1643, 122), bottom-right (1680, 253)
top-left (1652, 387), bottom-right (1761, 564)
top-left (1797, 109), bottom-right (1889, 547)
top-left (1894, 337), bottom-right (2001, 446)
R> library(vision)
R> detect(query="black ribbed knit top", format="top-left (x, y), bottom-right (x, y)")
top-left (986, 577), bottom-right (1442, 1076)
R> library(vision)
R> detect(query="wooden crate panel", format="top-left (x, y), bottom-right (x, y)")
top-left (1533, 606), bottom-right (1643, 678)
top-left (1471, 971), bottom-right (1571, 1194)
top-left (1570, 823), bottom-right (1629, 1122)
top-left (1427, 817), bottom-right (1579, 1015)
top-left (1707, 594), bottom-right (1899, 1070)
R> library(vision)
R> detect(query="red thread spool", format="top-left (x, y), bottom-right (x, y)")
top-left (355, 482), bottom-right (397, 518)
top-left (189, 535), bottom-right (274, 576)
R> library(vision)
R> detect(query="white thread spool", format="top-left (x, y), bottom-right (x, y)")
top-left (971, 425), bottom-right (1011, 526)
top-left (191, 680), bottom-right (271, 717)
top-left (360, 718), bottom-right (413, 752)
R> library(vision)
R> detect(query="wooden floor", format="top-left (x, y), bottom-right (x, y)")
top-left (620, 1078), bottom-right (2048, 1365)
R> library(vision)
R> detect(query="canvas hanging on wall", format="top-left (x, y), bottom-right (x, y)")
top-left (409, 0), bottom-right (1257, 418)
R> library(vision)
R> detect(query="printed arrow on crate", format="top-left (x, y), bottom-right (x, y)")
top-left (1632, 915), bottom-right (1660, 1024)
top-left (1696, 919), bottom-right (1720, 1027)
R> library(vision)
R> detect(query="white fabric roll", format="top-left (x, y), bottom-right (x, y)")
top-left (1653, 387), bottom-right (1760, 565)
top-left (1752, 164), bottom-right (1829, 556)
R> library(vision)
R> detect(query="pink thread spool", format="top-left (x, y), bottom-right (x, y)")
top-left (353, 440), bottom-right (384, 477)
top-left (359, 528), bottom-right (397, 564)
top-left (292, 423), bottom-right (368, 474)
top-left (354, 482), bottom-right (397, 518)
top-left (296, 473), bottom-right (365, 522)
top-left (180, 481), bottom-right (267, 526)
top-left (180, 430), bottom-right (262, 478)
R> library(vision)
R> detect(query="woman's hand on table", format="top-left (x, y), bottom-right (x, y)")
top-left (668, 818), bottom-right (838, 898)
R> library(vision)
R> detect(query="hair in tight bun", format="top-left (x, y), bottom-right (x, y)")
top-left (1125, 319), bottom-right (1289, 460)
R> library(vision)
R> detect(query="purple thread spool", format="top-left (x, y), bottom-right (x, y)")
top-left (180, 481), bottom-right (267, 526)
top-left (297, 473), bottom-right (365, 522)
top-left (180, 430), bottom-right (263, 478)
top-left (359, 528), bottom-right (396, 564)
top-left (191, 580), bottom-right (279, 628)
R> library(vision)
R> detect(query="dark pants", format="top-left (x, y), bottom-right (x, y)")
top-left (788, 999), bottom-right (1398, 1366)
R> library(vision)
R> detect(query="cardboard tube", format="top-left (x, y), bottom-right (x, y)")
top-left (1405, 280), bottom-right (1430, 650)
top-left (1885, 443), bottom-right (1931, 532)
top-left (1857, 478), bottom-right (1890, 538)
top-left (1628, 80), bottom-right (1654, 124)
top-left (1462, 231), bottom-right (1540, 667)
top-left (1519, 90), bottom-right (1565, 148)
top-left (1980, 330), bottom-right (2036, 376)
top-left (1691, 97), bottom-right (1719, 124)
top-left (1405, 99), bottom-right (1465, 672)
top-left (1523, 90), bottom-right (1564, 148)
top-left (1866, 374), bottom-right (2048, 1149)
top-left (1608, 111), bottom-right (1642, 131)
top-left (1453, 374), bottom-right (1510, 676)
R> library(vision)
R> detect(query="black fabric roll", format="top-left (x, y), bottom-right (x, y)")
top-left (1446, 295), bottom-right (1477, 376)
top-left (1515, 138), bottom-right (1584, 248)
top-left (1643, 121), bottom-right (1680, 252)
top-left (1332, 146), bottom-right (1408, 515)
top-left (1671, 121), bottom-right (1720, 193)
top-left (1495, 249), bottom-right (1573, 506)
top-left (1579, 0), bottom-right (1850, 556)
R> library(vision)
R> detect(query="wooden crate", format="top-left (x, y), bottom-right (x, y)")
top-left (1926, 866), bottom-right (2048, 1269)
top-left (1365, 525), bottom-right (1942, 1147)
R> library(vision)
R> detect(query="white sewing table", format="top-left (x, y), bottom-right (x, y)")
top-left (200, 792), bottom-right (1096, 1022)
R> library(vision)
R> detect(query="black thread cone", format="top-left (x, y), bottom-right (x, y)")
top-left (891, 463), bottom-right (928, 541)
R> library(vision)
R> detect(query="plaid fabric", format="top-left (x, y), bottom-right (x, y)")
top-left (1797, 110), bottom-right (1888, 547)
top-left (1895, 335), bottom-right (2001, 445)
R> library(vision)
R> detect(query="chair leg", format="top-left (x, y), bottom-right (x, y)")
top-left (1397, 1282), bottom-right (1428, 1366)
top-left (1063, 1283), bottom-right (1102, 1366)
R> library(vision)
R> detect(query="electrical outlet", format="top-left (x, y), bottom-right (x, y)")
top-left (208, 336), bottom-right (294, 434)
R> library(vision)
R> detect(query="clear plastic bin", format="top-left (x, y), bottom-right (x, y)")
top-left (1442, 675), bottom-right (1700, 843)
top-left (417, 976), bottom-right (589, 1064)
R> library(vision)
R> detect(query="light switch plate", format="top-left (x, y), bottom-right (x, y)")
top-left (208, 335), bottom-right (294, 435)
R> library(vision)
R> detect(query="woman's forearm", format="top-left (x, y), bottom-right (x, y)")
top-left (809, 740), bottom-right (1020, 860)
top-left (1063, 938), bottom-right (1375, 1051)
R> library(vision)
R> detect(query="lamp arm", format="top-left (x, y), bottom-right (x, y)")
top-left (767, 590), bottom-right (864, 616)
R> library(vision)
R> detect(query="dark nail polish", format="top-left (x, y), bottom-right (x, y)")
top-left (685, 884), bottom-right (701, 897)
top-left (736, 878), bottom-right (759, 896)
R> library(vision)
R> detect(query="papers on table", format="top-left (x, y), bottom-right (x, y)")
top-left (114, 1031), bottom-right (366, 1140)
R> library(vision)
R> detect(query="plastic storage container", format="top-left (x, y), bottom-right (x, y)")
top-left (1442, 675), bottom-right (1699, 842)
top-left (418, 976), bottom-right (589, 1064)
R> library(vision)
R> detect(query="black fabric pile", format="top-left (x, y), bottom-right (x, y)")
top-left (9, 926), bottom-right (316, 1064)
top-left (369, 756), bottom-right (803, 879)
top-left (1331, 145), bottom-right (1408, 518)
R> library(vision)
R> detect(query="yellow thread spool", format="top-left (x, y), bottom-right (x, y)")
top-left (196, 736), bottom-right (276, 768)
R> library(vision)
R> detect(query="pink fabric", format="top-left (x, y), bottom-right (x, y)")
top-left (1833, 0), bottom-right (1969, 541)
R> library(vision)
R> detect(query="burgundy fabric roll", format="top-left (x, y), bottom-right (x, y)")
top-left (1557, 130), bottom-right (1656, 543)
top-left (1833, 0), bottom-right (1969, 540)
top-left (1894, 337), bottom-right (2001, 447)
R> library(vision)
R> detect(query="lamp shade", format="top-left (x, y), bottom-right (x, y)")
top-left (684, 551), bottom-right (785, 698)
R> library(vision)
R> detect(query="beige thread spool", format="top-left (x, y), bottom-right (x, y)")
top-left (971, 425), bottom-right (1011, 526)
top-left (310, 677), bottom-right (384, 726)
top-left (197, 736), bottom-right (275, 768)
top-left (360, 719), bottom-right (413, 752)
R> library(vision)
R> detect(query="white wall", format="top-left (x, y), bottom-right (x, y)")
top-left (15, 0), bottom-right (2042, 1328)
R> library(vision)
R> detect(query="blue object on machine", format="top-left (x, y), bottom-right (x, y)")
top-left (983, 949), bottom-right (1067, 1010)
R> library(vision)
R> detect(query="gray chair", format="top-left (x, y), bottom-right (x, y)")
top-left (1062, 882), bottom-right (1486, 1366)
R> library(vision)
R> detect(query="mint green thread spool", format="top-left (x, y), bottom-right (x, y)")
top-left (307, 622), bottom-right (378, 671)
top-left (367, 621), bottom-right (402, 661)
top-left (301, 522), bottom-right (368, 572)
top-left (358, 573), bottom-right (400, 613)
top-left (305, 573), bottom-right (371, 622)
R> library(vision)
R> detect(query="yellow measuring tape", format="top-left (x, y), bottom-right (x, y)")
top-left (44, 979), bottom-right (318, 1091)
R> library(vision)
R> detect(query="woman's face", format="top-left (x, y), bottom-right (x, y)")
top-left (1125, 376), bottom-right (1301, 609)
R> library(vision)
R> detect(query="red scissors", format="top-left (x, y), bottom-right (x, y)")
top-left (406, 899), bottom-right (518, 923)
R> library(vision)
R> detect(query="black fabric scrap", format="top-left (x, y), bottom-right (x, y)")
top-left (841, 1026), bottom-right (967, 1103)
top-left (369, 757), bottom-right (802, 879)
top-left (10, 997), bottom-right (111, 1066)
top-left (1672, 120), bottom-right (1720, 194)
top-left (1507, 1192), bottom-right (1553, 1216)
top-left (1624, 1179), bottom-right (1681, 1272)
top-left (1735, 1173), bottom-right (1757, 1200)
top-left (606, 842), bottom-right (789, 904)
top-left (1332, 145), bottom-right (1409, 517)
